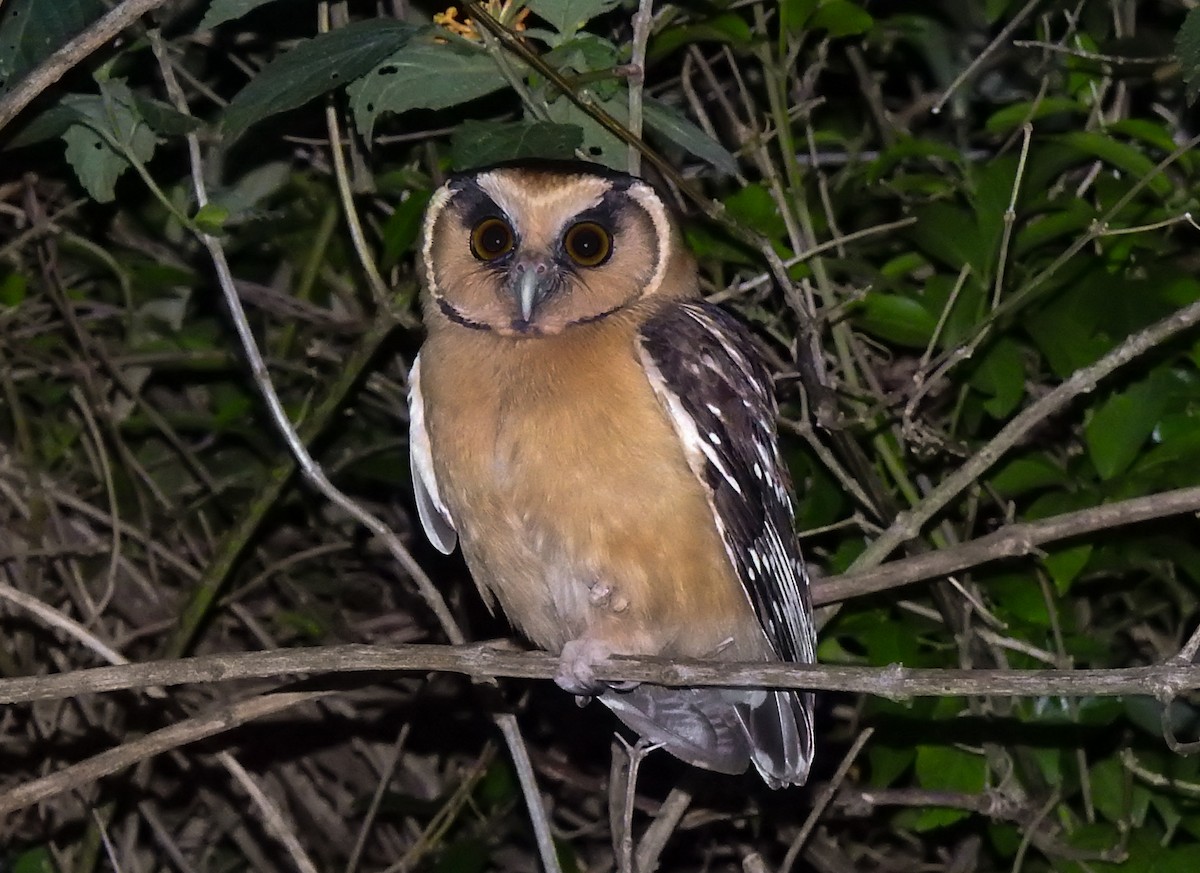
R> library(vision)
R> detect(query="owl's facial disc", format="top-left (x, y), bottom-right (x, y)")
top-left (422, 165), bottom-right (673, 337)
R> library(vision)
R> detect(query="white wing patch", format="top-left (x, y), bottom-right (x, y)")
top-left (408, 355), bottom-right (458, 555)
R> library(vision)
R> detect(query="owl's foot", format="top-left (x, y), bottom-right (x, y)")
top-left (556, 637), bottom-right (612, 696)
top-left (556, 637), bottom-right (641, 696)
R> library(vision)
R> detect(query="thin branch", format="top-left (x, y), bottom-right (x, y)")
top-left (495, 713), bottom-right (564, 873)
top-left (0, 691), bottom-right (331, 817)
top-left (780, 728), bottom-right (874, 873)
top-left (931, 0), bottom-right (1042, 115)
top-left (853, 296), bottom-right (1200, 571)
top-left (4, 642), bottom-right (1200, 704)
top-left (816, 485), bottom-right (1200, 604)
top-left (626, 0), bottom-right (654, 175)
top-left (0, 0), bottom-right (174, 132)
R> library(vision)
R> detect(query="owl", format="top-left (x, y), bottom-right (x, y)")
top-left (408, 161), bottom-right (815, 787)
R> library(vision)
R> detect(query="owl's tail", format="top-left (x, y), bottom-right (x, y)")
top-left (598, 685), bottom-right (813, 787)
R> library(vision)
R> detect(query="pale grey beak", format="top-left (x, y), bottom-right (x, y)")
top-left (508, 258), bottom-right (556, 322)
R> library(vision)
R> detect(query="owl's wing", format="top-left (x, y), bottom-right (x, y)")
top-left (636, 301), bottom-right (815, 786)
top-left (408, 354), bottom-right (458, 555)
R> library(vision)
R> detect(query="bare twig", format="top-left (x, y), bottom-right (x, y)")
top-left (817, 485), bottom-right (1200, 604)
top-left (4, 642), bottom-right (1200, 705)
top-left (854, 297), bottom-right (1200, 571)
top-left (0, 0), bottom-right (174, 132)
top-left (627, 0), bottom-right (655, 175)
top-left (0, 691), bottom-right (331, 817)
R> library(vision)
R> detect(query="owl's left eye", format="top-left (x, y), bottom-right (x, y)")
top-left (471, 218), bottom-right (515, 261)
top-left (564, 222), bottom-right (612, 267)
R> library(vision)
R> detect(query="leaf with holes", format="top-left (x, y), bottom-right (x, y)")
top-left (222, 19), bottom-right (418, 140)
top-left (348, 40), bottom-right (507, 142)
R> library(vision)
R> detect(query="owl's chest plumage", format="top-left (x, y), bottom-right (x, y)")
top-left (418, 324), bottom-right (763, 659)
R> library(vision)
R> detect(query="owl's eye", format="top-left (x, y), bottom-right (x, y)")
top-left (564, 222), bottom-right (612, 268)
top-left (471, 218), bottom-right (515, 261)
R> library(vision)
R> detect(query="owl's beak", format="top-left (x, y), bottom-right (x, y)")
top-left (509, 258), bottom-right (556, 322)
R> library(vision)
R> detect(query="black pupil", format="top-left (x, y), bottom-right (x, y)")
top-left (480, 222), bottom-right (509, 255)
top-left (573, 227), bottom-right (602, 259)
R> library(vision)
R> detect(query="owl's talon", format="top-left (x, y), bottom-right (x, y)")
top-left (556, 638), bottom-right (614, 696)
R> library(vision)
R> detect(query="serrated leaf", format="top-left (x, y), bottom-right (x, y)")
top-left (132, 94), bottom-right (202, 135)
top-left (348, 40), bottom-right (505, 142)
top-left (526, 0), bottom-right (619, 37)
top-left (201, 0), bottom-right (291, 30)
top-left (1176, 8), bottom-right (1200, 104)
top-left (61, 81), bottom-right (158, 203)
top-left (0, 0), bottom-right (105, 96)
top-left (451, 120), bottom-right (583, 169)
top-left (643, 98), bottom-right (736, 175)
top-left (223, 19), bottom-right (418, 140)
top-left (544, 93), bottom-right (626, 170)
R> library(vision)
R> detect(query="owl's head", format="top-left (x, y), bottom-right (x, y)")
top-left (419, 162), bottom-right (690, 337)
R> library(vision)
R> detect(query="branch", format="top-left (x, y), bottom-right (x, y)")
top-left (854, 295), bottom-right (1200, 571)
top-left (0, 0), bottom-right (173, 133)
top-left (2, 643), bottom-right (1199, 705)
top-left (0, 691), bottom-right (330, 818)
top-left (815, 485), bottom-right (1200, 605)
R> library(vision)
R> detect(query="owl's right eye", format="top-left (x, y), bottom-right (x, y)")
top-left (470, 218), bottom-right (515, 261)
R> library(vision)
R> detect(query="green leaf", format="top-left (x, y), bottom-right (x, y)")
top-left (432, 838), bottom-right (489, 873)
top-left (0, 272), bottom-right (28, 306)
top-left (990, 455), bottom-right (1067, 496)
top-left (348, 40), bottom-right (505, 142)
top-left (526, 0), bottom-right (619, 37)
top-left (781, 0), bottom-right (819, 34)
top-left (649, 13), bottom-right (752, 58)
top-left (1176, 8), bottom-right (1200, 104)
top-left (0, 0), bottom-right (105, 96)
top-left (809, 0), bottom-right (874, 37)
top-left (201, 0), bottom-right (293, 30)
top-left (909, 203), bottom-right (986, 275)
top-left (723, 185), bottom-right (787, 238)
top-left (194, 203), bottom-right (230, 234)
top-left (970, 337), bottom-right (1026, 418)
top-left (544, 92), bottom-right (626, 169)
top-left (61, 81), bottom-right (158, 203)
top-left (1085, 375), bottom-right (1171, 480)
top-left (853, 293), bottom-right (937, 348)
top-left (223, 19), bottom-right (418, 140)
top-left (11, 847), bottom-right (55, 873)
top-left (643, 98), bottom-right (736, 175)
top-left (381, 190), bottom-right (433, 270)
top-left (984, 97), bottom-right (1085, 134)
top-left (1056, 131), bottom-right (1173, 197)
top-left (450, 120), bottom-right (583, 170)
top-left (132, 94), bottom-right (203, 136)
top-left (911, 745), bottom-right (986, 830)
